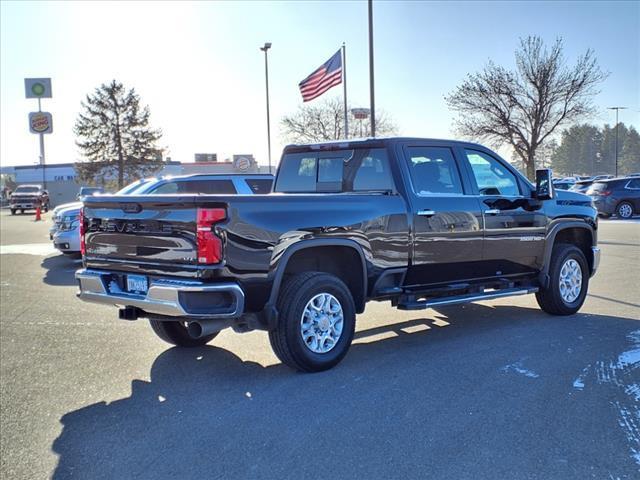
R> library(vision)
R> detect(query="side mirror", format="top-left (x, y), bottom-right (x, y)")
top-left (535, 169), bottom-right (555, 200)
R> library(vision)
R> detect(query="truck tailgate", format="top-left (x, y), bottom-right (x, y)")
top-left (83, 195), bottom-right (227, 276)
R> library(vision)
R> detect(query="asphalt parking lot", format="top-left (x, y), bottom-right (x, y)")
top-left (1, 210), bottom-right (639, 479)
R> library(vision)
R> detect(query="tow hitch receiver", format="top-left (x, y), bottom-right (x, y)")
top-left (119, 307), bottom-right (141, 321)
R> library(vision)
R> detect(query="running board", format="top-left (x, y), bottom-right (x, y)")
top-left (397, 287), bottom-right (539, 311)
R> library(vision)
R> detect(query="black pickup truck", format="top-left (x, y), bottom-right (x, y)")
top-left (76, 138), bottom-right (600, 372)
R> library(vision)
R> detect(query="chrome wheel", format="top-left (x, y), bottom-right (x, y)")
top-left (618, 203), bottom-right (633, 218)
top-left (300, 293), bottom-right (344, 354)
top-left (559, 258), bottom-right (582, 303)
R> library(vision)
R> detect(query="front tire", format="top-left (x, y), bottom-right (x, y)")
top-left (269, 272), bottom-right (356, 372)
top-left (149, 319), bottom-right (218, 347)
top-left (536, 243), bottom-right (589, 315)
top-left (10, 209), bottom-right (16, 215)
top-left (616, 201), bottom-right (634, 219)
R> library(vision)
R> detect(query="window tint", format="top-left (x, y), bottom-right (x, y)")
top-left (275, 148), bottom-right (393, 193)
top-left (317, 157), bottom-right (344, 192)
top-left (276, 154), bottom-right (317, 192)
top-left (180, 180), bottom-right (237, 194)
top-left (627, 179), bottom-right (640, 189)
top-left (150, 181), bottom-right (178, 194)
top-left (352, 151), bottom-right (394, 191)
top-left (465, 150), bottom-right (520, 196)
top-left (245, 178), bottom-right (273, 194)
top-left (149, 180), bottom-right (237, 194)
top-left (406, 147), bottom-right (463, 195)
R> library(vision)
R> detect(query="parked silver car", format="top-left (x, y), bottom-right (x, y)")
top-left (52, 175), bottom-right (274, 255)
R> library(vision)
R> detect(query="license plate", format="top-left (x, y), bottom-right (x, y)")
top-left (126, 275), bottom-right (148, 294)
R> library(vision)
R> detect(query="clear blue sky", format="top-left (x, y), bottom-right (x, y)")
top-left (1, 0), bottom-right (638, 167)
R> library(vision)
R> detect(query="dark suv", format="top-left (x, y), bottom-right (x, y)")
top-left (586, 177), bottom-right (640, 219)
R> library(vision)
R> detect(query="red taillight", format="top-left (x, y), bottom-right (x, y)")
top-left (79, 208), bottom-right (86, 256)
top-left (196, 208), bottom-right (226, 264)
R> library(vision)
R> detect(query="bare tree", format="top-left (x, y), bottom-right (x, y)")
top-left (281, 97), bottom-right (398, 144)
top-left (446, 36), bottom-right (607, 180)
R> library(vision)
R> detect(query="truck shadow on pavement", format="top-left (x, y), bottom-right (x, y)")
top-left (41, 255), bottom-right (81, 287)
top-left (51, 304), bottom-right (640, 480)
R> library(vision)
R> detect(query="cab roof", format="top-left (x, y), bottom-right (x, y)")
top-left (283, 136), bottom-right (488, 153)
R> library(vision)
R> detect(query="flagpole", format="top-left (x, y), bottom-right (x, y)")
top-left (342, 43), bottom-right (349, 139)
top-left (368, 0), bottom-right (376, 137)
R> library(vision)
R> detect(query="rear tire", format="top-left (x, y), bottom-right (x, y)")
top-left (268, 272), bottom-right (356, 372)
top-left (536, 243), bottom-right (589, 315)
top-left (149, 319), bottom-right (218, 347)
top-left (10, 209), bottom-right (16, 215)
top-left (20, 209), bottom-right (24, 214)
top-left (616, 201), bottom-right (634, 219)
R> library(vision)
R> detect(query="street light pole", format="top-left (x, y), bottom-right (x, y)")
top-left (260, 42), bottom-right (272, 174)
top-left (608, 106), bottom-right (627, 177)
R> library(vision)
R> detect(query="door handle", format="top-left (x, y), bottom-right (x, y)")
top-left (417, 209), bottom-right (436, 216)
top-left (485, 209), bottom-right (500, 215)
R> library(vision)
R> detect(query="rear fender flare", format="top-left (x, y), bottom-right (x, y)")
top-left (264, 239), bottom-right (368, 326)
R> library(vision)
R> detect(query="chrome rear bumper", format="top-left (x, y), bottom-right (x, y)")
top-left (75, 269), bottom-right (245, 319)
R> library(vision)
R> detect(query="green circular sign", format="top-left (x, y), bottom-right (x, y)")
top-left (31, 83), bottom-right (45, 96)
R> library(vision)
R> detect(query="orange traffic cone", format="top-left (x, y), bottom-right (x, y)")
top-left (34, 206), bottom-right (42, 222)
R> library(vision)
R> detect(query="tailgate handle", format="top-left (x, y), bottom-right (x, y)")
top-left (122, 203), bottom-right (142, 213)
top-left (417, 209), bottom-right (436, 217)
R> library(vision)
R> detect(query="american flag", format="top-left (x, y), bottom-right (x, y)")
top-left (298, 50), bottom-right (343, 102)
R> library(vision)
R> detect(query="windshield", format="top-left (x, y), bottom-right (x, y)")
top-left (79, 187), bottom-right (102, 195)
top-left (14, 186), bottom-right (40, 194)
top-left (115, 179), bottom-right (152, 195)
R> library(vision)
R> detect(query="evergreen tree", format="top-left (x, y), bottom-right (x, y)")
top-left (551, 123), bottom-right (640, 176)
top-left (600, 123), bottom-right (628, 175)
top-left (74, 80), bottom-right (163, 189)
top-left (551, 124), bottom-right (600, 175)
top-left (620, 126), bottom-right (640, 175)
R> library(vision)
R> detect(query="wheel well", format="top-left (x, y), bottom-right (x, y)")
top-left (281, 246), bottom-right (366, 312)
top-left (554, 228), bottom-right (593, 273)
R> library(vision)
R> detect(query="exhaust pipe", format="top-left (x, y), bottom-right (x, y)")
top-left (187, 319), bottom-right (232, 338)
